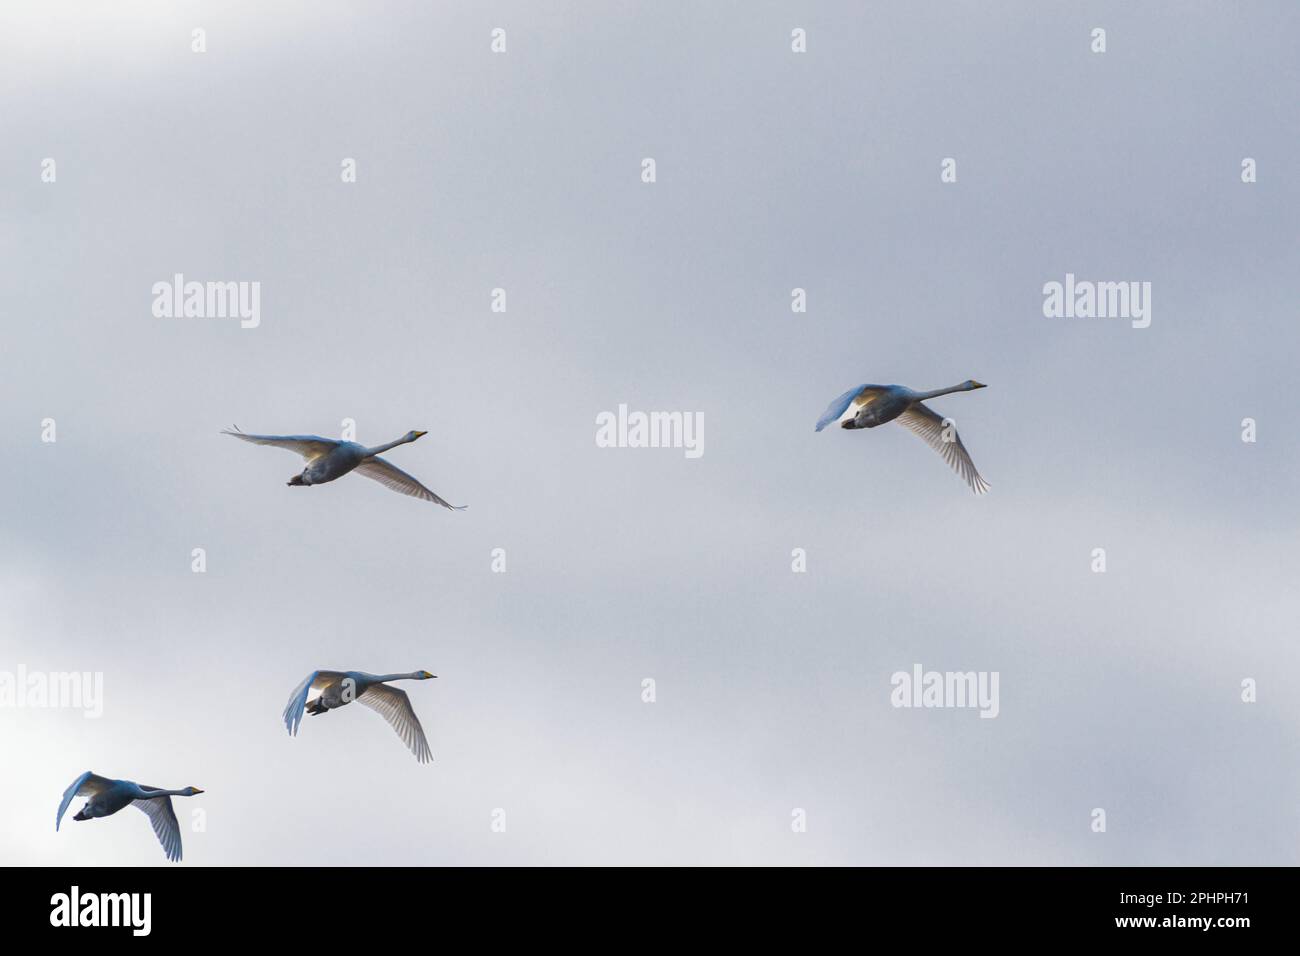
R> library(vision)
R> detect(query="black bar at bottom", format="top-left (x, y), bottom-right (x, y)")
top-left (4, 866), bottom-right (1281, 940)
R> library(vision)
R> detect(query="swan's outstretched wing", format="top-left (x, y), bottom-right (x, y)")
top-left (56, 771), bottom-right (111, 830)
top-left (815, 385), bottom-right (891, 432)
top-left (132, 790), bottom-right (182, 862)
top-left (357, 684), bottom-right (433, 763)
top-left (895, 403), bottom-right (990, 494)
top-left (283, 670), bottom-right (345, 735)
top-left (221, 427), bottom-right (338, 461)
top-left (354, 457), bottom-right (465, 510)
top-left (815, 385), bottom-right (867, 432)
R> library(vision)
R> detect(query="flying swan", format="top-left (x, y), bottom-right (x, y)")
top-left (283, 670), bottom-right (437, 763)
top-left (56, 772), bottom-right (203, 862)
top-left (816, 380), bottom-right (990, 494)
top-left (222, 426), bottom-right (465, 509)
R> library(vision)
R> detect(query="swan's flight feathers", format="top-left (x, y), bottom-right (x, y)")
top-left (221, 427), bottom-right (338, 460)
top-left (132, 791), bottom-right (183, 862)
top-left (355, 457), bottom-right (466, 510)
top-left (283, 670), bottom-right (345, 735)
top-left (357, 684), bottom-right (433, 763)
top-left (815, 385), bottom-right (868, 432)
top-left (896, 404), bottom-right (990, 494)
top-left (56, 771), bottom-right (109, 830)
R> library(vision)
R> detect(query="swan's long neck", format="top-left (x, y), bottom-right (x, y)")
top-left (912, 383), bottom-right (971, 401)
top-left (375, 672), bottom-right (423, 683)
top-left (138, 786), bottom-right (189, 798)
top-left (363, 435), bottom-right (413, 457)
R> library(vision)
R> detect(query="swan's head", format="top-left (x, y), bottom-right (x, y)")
top-left (406, 430), bottom-right (428, 442)
top-left (965, 380), bottom-right (987, 390)
top-left (418, 670), bottom-right (437, 680)
top-left (183, 787), bottom-right (204, 796)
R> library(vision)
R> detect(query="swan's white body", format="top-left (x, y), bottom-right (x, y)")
top-left (222, 427), bottom-right (465, 509)
top-left (56, 772), bottom-right (203, 862)
top-left (283, 670), bottom-right (437, 764)
top-left (816, 380), bottom-right (990, 494)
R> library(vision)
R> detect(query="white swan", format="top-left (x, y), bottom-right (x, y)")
top-left (57, 772), bottom-right (203, 862)
top-left (223, 426), bottom-right (465, 509)
top-left (816, 381), bottom-right (990, 494)
top-left (283, 670), bottom-right (436, 763)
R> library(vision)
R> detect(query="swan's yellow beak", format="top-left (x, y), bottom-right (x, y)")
top-left (192, 788), bottom-right (205, 794)
top-left (971, 381), bottom-right (987, 389)
top-left (414, 430), bottom-right (428, 438)
top-left (422, 671), bottom-right (437, 679)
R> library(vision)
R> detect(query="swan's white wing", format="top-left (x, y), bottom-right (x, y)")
top-left (132, 791), bottom-right (182, 862)
top-left (221, 427), bottom-right (338, 461)
top-left (354, 457), bottom-right (465, 510)
top-left (282, 671), bottom-right (318, 735)
top-left (815, 385), bottom-right (867, 432)
top-left (283, 670), bottom-right (344, 735)
top-left (895, 403), bottom-right (990, 494)
top-left (357, 684), bottom-right (433, 763)
top-left (816, 385), bottom-right (890, 432)
top-left (56, 771), bottom-right (111, 830)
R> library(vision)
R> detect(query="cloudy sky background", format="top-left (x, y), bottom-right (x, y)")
top-left (3, 2), bottom-right (1298, 865)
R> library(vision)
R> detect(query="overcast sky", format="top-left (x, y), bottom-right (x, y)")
top-left (3, 2), bottom-right (1298, 865)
